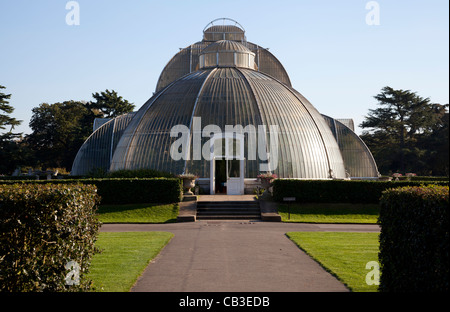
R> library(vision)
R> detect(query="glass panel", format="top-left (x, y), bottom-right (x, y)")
top-left (219, 52), bottom-right (234, 67)
top-left (72, 113), bottom-right (135, 175)
top-left (235, 53), bottom-right (248, 68)
top-left (111, 70), bottom-right (210, 174)
top-left (321, 115), bottom-right (378, 178)
top-left (246, 42), bottom-right (292, 87)
top-left (188, 68), bottom-right (262, 178)
top-left (213, 138), bottom-right (224, 157)
top-left (226, 138), bottom-right (241, 158)
top-left (204, 53), bottom-right (217, 67)
top-left (240, 68), bottom-right (346, 179)
top-left (156, 42), bottom-right (208, 91)
top-left (228, 159), bottom-right (240, 178)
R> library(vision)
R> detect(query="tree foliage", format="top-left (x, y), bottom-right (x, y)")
top-left (24, 89), bottom-right (134, 172)
top-left (0, 85), bottom-right (21, 133)
top-left (25, 101), bottom-right (94, 171)
top-left (0, 85), bottom-right (29, 174)
top-left (88, 89), bottom-right (135, 118)
top-left (360, 86), bottom-right (449, 176)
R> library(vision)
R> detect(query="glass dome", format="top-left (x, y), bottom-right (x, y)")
top-left (155, 19), bottom-right (292, 92)
top-left (72, 18), bottom-right (379, 187)
top-left (109, 67), bottom-right (347, 180)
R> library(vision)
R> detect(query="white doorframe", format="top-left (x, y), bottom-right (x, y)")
top-left (209, 133), bottom-right (244, 195)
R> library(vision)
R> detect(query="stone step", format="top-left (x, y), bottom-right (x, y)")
top-left (197, 201), bottom-right (259, 206)
top-left (196, 200), bottom-right (261, 220)
top-left (197, 209), bottom-right (260, 215)
top-left (196, 215), bottom-right (261, 220)
top-left (197, 205), bottom-right (260, 210)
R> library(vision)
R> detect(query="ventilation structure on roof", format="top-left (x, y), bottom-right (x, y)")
top-left (199, 40), bottom-right (257, 70)
top-left (203, 18), bottom-right (246, 42)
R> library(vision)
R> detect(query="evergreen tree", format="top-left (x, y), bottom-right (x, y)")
top-left (25, 90), bottom-right (134, 172)
top-left (0, 85), bottom-right (21, 133)
top-left (360, 86), bottom-right (448, 175)
top-left (88, 89), bottom-right (135, 118)
top-left (26, 101), bottom-right (94, 171)
top-left (0, 85), bottom-right (24, 174)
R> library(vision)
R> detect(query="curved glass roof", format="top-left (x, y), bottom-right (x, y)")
top-left (322, 115), bottom-right (379, 178)
top-left (201, 40), bottom-right (252, 54)
top-left (155, 19), bottom-right (291, 92)
top-left (71, 113), bottom-right (135, 175)
top-left (72, 18), bottom-right (378, 180)
top-left (110, 67), bottom-right (346, 179)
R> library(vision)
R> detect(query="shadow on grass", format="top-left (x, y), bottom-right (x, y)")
top-left (277, 203), bottom-right (380, 223)
top-left (97, 203), bottom-right (179, 223)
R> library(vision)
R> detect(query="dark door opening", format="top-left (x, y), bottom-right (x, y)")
top-left (215, 159), bottom-right (227, 194)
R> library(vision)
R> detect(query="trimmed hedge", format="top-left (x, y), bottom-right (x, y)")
top-left (74, 178), bottom-right (182, 204)
top-left (0, 183), bottom-right (101, 292)
top-left (272, 179), bottom-right (449, 204)
top-left (378, 185), bottom-right (449, 292)
top-left (0, 178), bottom-right (182, 205)
top-left (407, 176), bottom-right (449, 182)
top-left (107, 168), bottom-right (176, 179)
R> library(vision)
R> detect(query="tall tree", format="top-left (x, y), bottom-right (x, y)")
top-left (88, 89), bottom-right (135, 118)
top-left (0, 85), bottom-right (21, 133)
top-left (417, 107), bottom-right (449, 175)
top-left (26, 101), bottom-right (94, 171)
top-left (25, 90), bottom-right (134, 173)
top-left (360, 86), bottom-right (448, 175)
top-left (0, 85), bottom-right (25, 174)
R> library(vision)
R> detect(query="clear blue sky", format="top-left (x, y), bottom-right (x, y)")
top-left (1, 0), bottom-right (448, 135)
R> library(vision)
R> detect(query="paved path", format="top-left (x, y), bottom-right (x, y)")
top-left (101, 221), bottom-right (380, 292)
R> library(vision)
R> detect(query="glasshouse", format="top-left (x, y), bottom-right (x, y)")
top-left (71, 18), bottom-right (379, 194)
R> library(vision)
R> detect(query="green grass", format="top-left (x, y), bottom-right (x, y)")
top-left (87, 232), bottom-right (174, 292)
top-left (97, 203), bottom-right (179, 223)
top-left (286, 232), bottom-right (380, 292)
top-left (278, 203), bottom-right (379, 223)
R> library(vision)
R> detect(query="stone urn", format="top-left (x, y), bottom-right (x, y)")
top-left (257, 173), bottom-right (277, 197)
top-left (180, 174), bottom-right (197, 195)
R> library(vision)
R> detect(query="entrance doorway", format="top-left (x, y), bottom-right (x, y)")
top-left (210, 134), bottom-right (245, 195)
top-left (214, 159), bottom-right (227, 194)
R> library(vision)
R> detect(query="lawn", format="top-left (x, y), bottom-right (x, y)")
top-left (97, 203), bottom-right (179, 223)
top-left (87, 232), bottom-right (174, 292)
top-left (286, 232), bottom-right (380, 292)
top-left (278, 203), bottom-right (379, 223)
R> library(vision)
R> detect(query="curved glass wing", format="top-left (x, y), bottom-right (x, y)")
top-left (71, 113), bottom-right (135, 175)
top-left (322, 115), bottom-right (379, 178)
top-left (239, 69), bottom-right (345, 179)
